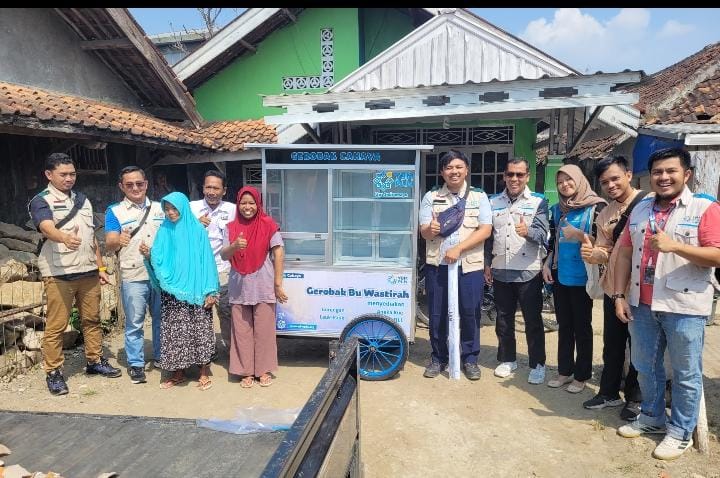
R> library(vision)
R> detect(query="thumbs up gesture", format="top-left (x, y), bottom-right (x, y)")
top-left (138, 240), bottom-right (151, 258)
top-left (118, 226), bottom-right (132, 247)
top-left (199, 213), bottom-right (211, 227)
top-left (232, 231), bottom-right (247, 250)
top-left (650, 229), bottom-right (677, 253)
top-left (514, 215), bottom-right (528, 237)
top-left (63, 224), bottom-right (82, 250)
top-left (560, 218), bottom-right (585, 242)
top-left (429, 211), bottom-right (440, 237)
top-left (580, 233), bottom-right (595, 262)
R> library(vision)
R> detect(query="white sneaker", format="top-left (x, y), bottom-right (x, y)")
top-left (652, 435), bottom-right (693, 460)
top-left (617, 420), bottom-right (666, 438)
top-left (528, 364), bottom-right (546, 384)
top-left (494, 361), bottom-right (517, 378)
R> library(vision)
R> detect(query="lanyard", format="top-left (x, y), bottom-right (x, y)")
top-left (648, 201), bottom-right (676, 234)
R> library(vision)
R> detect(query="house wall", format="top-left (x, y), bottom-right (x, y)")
top-left (690, 147), bottom-right (720, 198)
top-left (0, 9), bottom-right (140, 107)
top-left (194, 8), bottom-right (361, 121)
top-left (359, 9), bottom-right (415, 65)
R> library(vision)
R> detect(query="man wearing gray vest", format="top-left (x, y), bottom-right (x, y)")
top-left (105, 166), bottom-right (165, 385)
top-left (614, 147), bottom-right (720, 460)
top-left (29, 153), bottom-right (122, 396)
top-left (484, 158), bottom-right (549, 384)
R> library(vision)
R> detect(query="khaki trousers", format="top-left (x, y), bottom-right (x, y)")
top-left (43, 275), bottom-right (102, 371)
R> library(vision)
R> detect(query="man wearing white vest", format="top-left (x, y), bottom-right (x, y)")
top-left (484, 158), bottom-right (549, 384)
top-left (614, 147), bottom-right (720, 460)
top-left (419, 149), bottom-right (492, 381)
top-left (105, 166), bottom-right (165, 385)
top-left (190, 170), bottom-right (236, 355)
top-left (29, 153), bottom-right (122, 396)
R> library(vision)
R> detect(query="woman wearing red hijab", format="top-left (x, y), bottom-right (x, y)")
top-left (220, 186), bottom-right (288, 388)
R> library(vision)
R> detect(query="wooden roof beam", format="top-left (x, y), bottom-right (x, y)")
top-left (282, 9), bottom-right (297, 23)
top-left (80, 38), bottom-right (134, 50)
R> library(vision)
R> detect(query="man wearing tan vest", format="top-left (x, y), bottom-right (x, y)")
top-left (105, 166), bottom-right (165, 385)
top-left (29, 153), bottom-right (122, 396)
top-left (614, 147), bottom-right (720, 460)
top-left (419, 150), bottom-right (492, 380)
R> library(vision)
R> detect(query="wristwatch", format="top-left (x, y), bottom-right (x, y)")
top-left (611, 293), bottom-right (625, 302)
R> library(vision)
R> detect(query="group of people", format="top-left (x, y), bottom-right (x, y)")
top-left (29, 154), bottom-right (287, 398)
top-left (419, 147), bottom-right (720, 460)
top-left (27, 146), bottom-right (720, 462)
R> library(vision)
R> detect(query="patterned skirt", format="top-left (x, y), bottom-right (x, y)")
top-left (158, 291), bottom-right (215, 371)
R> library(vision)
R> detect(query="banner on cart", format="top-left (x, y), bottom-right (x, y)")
top-left (276, 269), bottom-right (413, 336)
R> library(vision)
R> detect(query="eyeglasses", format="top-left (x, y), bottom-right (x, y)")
top-left (504, 172), bottom-right (527, 178)
top-left (123, 181), bottom-right (147, 189)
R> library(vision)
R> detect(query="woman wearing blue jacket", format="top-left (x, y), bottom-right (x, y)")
top-left (542, 164), bottom-right (606, 394)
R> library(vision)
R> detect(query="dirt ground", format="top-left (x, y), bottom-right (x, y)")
top-left (1, 304), bottom-right (719, 478)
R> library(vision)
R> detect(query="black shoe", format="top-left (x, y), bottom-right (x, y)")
top-left (46, 369), bottom-right (69, 396)
top-left (85, 357), bottom-right (122, 378)
top-left (620, 400), bottom-right (641, 421)
top-left (463, 363), bottom-right (481, 381)
top-left (128, 366), bottom-right (147, 384)
top-left (583, 393), bottom-right (624, 410)
top-left (423, 360), bottom-right (446, 378)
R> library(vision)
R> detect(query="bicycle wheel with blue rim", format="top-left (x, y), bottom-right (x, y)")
top-left (340, 314), bottom-right (408, 381)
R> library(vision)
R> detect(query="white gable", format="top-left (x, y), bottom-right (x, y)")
top-left (332, 9), bottom-right (575, 93)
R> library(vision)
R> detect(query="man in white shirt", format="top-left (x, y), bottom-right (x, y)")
top-left (190, 170), bottom-right (236, 354)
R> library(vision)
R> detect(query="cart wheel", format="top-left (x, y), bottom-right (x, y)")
top-left (341, 314), bottom-right (408, 381)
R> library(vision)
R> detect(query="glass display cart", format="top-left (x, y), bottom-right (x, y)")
top-left (246, 144), bottom-right (431, 380)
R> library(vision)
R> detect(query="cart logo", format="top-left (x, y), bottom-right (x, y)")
top-left (386, 274), bottom-right (409, 285)
top-left (374, 171), bottom-right (395, 191)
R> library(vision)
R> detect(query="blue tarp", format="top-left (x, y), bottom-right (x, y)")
top-left (632, 134), bottom-right (684, 173)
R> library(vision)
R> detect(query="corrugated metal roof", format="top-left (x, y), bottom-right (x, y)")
top-left (331, 9), bottom-right (576, 93)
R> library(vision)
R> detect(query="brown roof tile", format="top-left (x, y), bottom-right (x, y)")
top-left (0, 80), bottom-right (219, 150)
top-left (624, 42), bottom-right (720, 125)
top-left (0, 81), bottom-right (278, 152)
top-left (198, 119), bottom-right (277, 152)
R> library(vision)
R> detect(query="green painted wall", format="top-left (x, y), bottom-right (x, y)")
top-left (511, 119), bottom-right (538, 190)
top-left (359, 9), bottom-right (415, 64)
top-left (194, 8), bottom-right (360, 121)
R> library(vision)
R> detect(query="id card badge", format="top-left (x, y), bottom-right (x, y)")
top-left (643, 257), bottom-right (655, 285)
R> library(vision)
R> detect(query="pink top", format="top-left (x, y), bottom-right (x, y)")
top-left (223, 230), bottom-right (284, 305)
top-left (619, 200), bottom-right (720, 305)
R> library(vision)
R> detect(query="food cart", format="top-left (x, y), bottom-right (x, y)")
top-left (246, 144), bottom-right (432, 380)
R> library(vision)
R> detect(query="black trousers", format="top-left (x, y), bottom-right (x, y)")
top-left (598, 294), bottom-right (642, 401)
top-left (552, 273), bottom-right (593, 382)
top-left (494, 273), bottom-right (546, 368)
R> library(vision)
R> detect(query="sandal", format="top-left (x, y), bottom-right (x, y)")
top-left (240, 376), bottom-right (255, 388)
top-left (197, 377), bottom-right (213, 391)
top-left (159, 374), bottom-right (186, 389)
top-left (258, 374), bottom-right (273, 387)
top-left (566, 380), bottom-right (585, 394)
top-left (547, 375), bottom-right (573, 388)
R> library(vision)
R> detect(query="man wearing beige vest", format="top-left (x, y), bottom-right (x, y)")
top-left (419, 150), bottom-right (492, 381)
top-left (105, 166), bottom-right (165, 385)
top-left (614, 147), bottom-right (720, 460)
top-left (484, 158), bottom-right (549, 385)
top-left (29, 153), bottom-right (122, 396)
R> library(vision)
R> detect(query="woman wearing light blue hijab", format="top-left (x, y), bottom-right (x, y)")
top-left (140, 192), bottom-right (219, 391)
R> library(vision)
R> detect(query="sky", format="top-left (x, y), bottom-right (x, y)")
top-left (129, 8), bottom-right (720, 75)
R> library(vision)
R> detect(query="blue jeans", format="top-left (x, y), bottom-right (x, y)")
top-left (121, 280), bottom-right (161, 368)
top-left (629, 304), bottom-right (706, 440)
